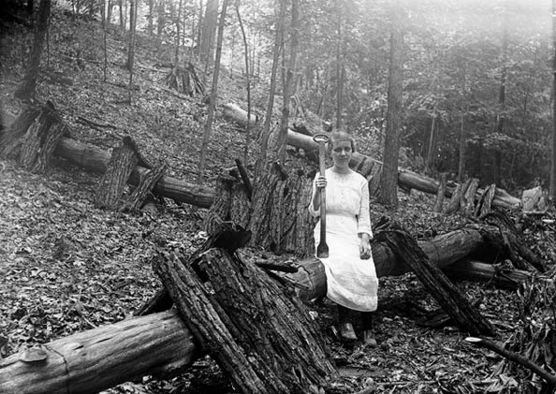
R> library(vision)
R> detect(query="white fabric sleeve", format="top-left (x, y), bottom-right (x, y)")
top-left (357, 180), bottom-right (373, 237)
top-left (308, 174), bottom-right (320, 217)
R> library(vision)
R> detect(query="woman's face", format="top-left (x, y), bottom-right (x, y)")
top-left (330, 139), bottom-right (353, 170)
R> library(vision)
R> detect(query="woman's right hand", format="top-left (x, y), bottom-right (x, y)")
top-left (316, 175), bottom-right (327, 189)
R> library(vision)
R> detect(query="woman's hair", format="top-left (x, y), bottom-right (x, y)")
top-left (328, 131), bottom-right (356, 153)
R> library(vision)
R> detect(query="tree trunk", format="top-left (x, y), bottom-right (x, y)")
top-left (118, 0), bottom-right (124, 29)
top-left (14, 0), bottom-right (51, 101)
top-left (433, 172), bottom-right (447, 213)
top-left (94, 136), bottom-right (140, 209)
top-left (197, 0), bottom-right (228, 183)
top-left (276, 0), bottom-right (299, 162)
top-left (156, 0), bottom-right (165, 37)
top-left (199, 0), bottom-right (218, 65)
top-left (126, 0), bottom-right (137, 103)
top-left (255, 0), bottom-right (285, 182)
top-left (379, 1), bottom-right (403, 208)
top-left (335, 2), bottom-right (344, 130)
top-left (235, 3), bottom-right (251, 164)
top-left (551, 0), bottom-right (556, 201)
top-left (102, 0), bottom-right (108, 81)
top-left (147, 0), bottom-right (154, 35)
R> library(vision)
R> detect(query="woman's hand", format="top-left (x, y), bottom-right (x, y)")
top-left (359, 233), bottom-right (372, 260)
top-left (315, 175), bottom-right (327, 189)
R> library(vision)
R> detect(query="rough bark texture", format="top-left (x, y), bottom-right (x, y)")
top-left (14, 0), bottom-right (50, 100)
top-left (248, 164), bottom-right (316, 256)
top-left (5, 103), bottom-right (67, 173)
top-left (462, 178), bottom-right (479, 216)
top-left (378, 227), bottom-right (495, 336)
top-left (122, 162), bottom-right (167, 212)
top-left (94, 136), bottom-right (139, 209)
top-left (476, 184), bottom-right (497, 217)
top-left (434, 172), bottom-right (447, 212)
top-left (0, 309), bottom-right (195, 394)
top-left (154, 247), bottom-right (336, 393)
top-left (203, 174), bottom-right (235, 235)
top-left (0, 106), bottom-right (41, 158)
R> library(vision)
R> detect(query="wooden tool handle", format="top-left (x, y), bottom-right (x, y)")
top-left (316, 139), bottom-right (329, 258)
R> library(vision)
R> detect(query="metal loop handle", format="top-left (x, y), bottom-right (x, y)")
top-left (312, 134), bottom-right (329, 144)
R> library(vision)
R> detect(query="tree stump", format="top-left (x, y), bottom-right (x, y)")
top-left (203, 174), bottom-right (235, 235)
top-left (433, 172), bottom-right (447, 213)
top-left (94, 136), bottom-right (140, 209)
top-left (153, 246), bottom-right (336, 393)
top-left (0, 105), bottom-right (41, 159)
top-left (475, 184), bottom-right (497, 217)
top-left (122, 163), bottom-right (167, 212)
top-left (462, 178), bottom-right (479, 216)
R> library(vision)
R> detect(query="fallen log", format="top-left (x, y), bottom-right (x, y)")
top-left (285, 130), bottom-right (521, 210)
top-left (53, 138), bottom-right (214, 208)
top-left (0, 309), bottom-right (195, 394)
top-left (1, 225), bottom-right (533, 393)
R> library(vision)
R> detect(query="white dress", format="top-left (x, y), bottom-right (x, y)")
top-left (309, 168), bottom-right (378, 312)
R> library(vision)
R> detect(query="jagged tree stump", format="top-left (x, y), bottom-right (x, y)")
top-left (94, 136), bottom-right (140, 209)
top-left (153, 247), bottom-right (336, 393)
top-left (122, 162), bottom-right (167, 212)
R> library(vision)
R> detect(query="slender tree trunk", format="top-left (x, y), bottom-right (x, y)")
top-left (197, 0), bottom-right (204, 54)
top-left (457, 68), bottom-right (467, 183)
top-left (102, 0), bottom-right (108, 82)
top-left (174, 0), bottom-right (183, 67)
top-left (197, 0), bottom-right (229, 183)
top-left (157, 0), bottom-right (165, 37)
top-left (14, 0), bottom-right (51, 102)
top-left (119, 0), bottom-right (124, 29)
top-left (551, 0), bottom-right (556, 201)
top-left (107, 0), bottom-right (113, 23)
top-left (277, 0), bottom-right (299, 162)
top-left (235, 3), bottom-right (251, 164)
top-left (426, 112), bottom-right (436, 174)
top-left (127, 0), bottom-right (137, 103)
top-left (147, 0), bottom-right (154, 35)
top-left (379, 1), bottom-right (403, 208)
top-left (495, 4), bottom-right (508, 185)
top-left (335, 2), bottom-right (344, 130)
top-left (200, 0), bottom-right (219, 69)
top-left (255, 0), bottom-right (285, 182)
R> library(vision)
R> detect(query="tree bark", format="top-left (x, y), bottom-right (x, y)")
top-left (198, 0), bottom-right (228, 183)
top-left (379, 0), bottom-right (403, 207)
top-left (551, 0), bottom-right (556, 201)
top-left (154, 247), bottom-right (335, 393)
top-left (14, 0), bottom-right (51, 101)
top-left (433, 172), bottom-right (447, 213)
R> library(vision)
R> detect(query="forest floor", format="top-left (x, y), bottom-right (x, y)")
top-left (2, 8), bottom-right (556, 394)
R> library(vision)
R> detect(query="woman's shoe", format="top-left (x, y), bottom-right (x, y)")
top-left (340, 322), bottom-right (358, 341)
top-left (362, 329), bottom-right (377, 347)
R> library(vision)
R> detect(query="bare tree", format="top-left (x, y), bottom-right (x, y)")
top-left (235, 2), bottom-right (251, 164)
top-left (335, 1), bottom-right (344, 130)
top-left (255, 0), bottom-right (286, 181)
top-left (551, 0), bottom-right (556, 201)
top-left (198, 0), bottom-right (230, 183)
top-left (379, 1), bottom-right (404, 208)
top-left (127, 0), bottom-right (137, 103)
top-left (277, 0), bottom-right (299, 162)
top-left (14, 0), bottom-right (51, 101)
top-left (102, 0), bottom-right (108, 81)
top-left (200, 0), bottom-right (219, 70)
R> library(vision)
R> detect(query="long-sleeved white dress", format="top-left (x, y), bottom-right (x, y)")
top-left (309, 168), bottom-right (378, 312)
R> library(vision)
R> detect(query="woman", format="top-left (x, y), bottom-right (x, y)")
top-left (309, 131), bottom-right (378, 345)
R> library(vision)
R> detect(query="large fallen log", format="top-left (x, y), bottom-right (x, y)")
top-left (53, 138), bottom-right (214, 208)
top-left (0, 309), bottom-right (195, 394)
top-left (286, 130), bottom-right (521, 210)
top-left (0, 225), bottom-right (527, 394)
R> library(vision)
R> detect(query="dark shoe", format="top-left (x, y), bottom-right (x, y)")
top-left (340, 322), bottom-right (358, 341)
top-left (362, 329), bottom-right (377, 347)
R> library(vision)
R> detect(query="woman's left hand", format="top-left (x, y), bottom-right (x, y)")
top-left (360, 234), bottom-right (372, 260)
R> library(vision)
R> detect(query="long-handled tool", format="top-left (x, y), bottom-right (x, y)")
top-left (313, 134), bottom-right (329, 258)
